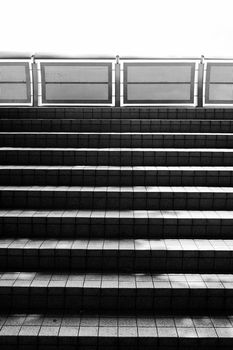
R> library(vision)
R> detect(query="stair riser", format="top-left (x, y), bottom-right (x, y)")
top-left (0, 336), bottom-right (226, 349)
top-left (2, 119), bottom-right (233, 133)
top-left (2, 134), bottom-right (233, 148)
top-left (0, 217), bottom-right (231, 239)
top-left (0, 107), bottom-right (232, 119)
top-left (1, 169), bottom-right (233, 186)
top-left (1, 251), bottom-right (233, 273)
top-left (1, 150), bottom-right (233, 165)
top-left (1, 191), bottom-right (233, 210)
top-left (0, 287), bottom-right (231, 313)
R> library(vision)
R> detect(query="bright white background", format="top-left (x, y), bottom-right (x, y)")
top-left (1, 0), bottom-right (233, 57)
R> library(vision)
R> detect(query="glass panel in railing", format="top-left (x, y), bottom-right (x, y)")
top-left (209, 65), bottom-right (233, 83)
top-left (39, 61), bottom-right (113, 105)
top-left (123, 62), bottom-right (196, 105)
top-left (0, 83), bottom-right (28, 100)
top-left (209, 84), bottom-right (233, 101)
top-left (45, 83), bottom-right (109, 101)
top-left (43, 65), bottom-right (109, 82)
top-left (205, 63), bottom-right (233, 104)
top-left (0, 65), bottom-right (27, 82)
top-left (127, 65), bottom-right (193, 83)
top-left (127, 84), bottom-right (191, 101)
top-left (0, 62), bottom-right (31, 104)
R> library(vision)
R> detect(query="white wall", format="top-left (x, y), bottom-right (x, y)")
top-left (1, 0), bottom-right (233, 57)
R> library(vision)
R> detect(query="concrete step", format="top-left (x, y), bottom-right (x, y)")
top-left (3, 132), bottom-right (233, 148)
top-left (0, 272), bottom-right (232, 313)
top-left (2, 118), bottom-right (233, 132)
top-left (2, 107), bottom-right (233, 344)
top-left (1, 166), bottom-right (233, 186)
top-left (1, 238), bottom-right (233, 273)
top-left (1, 148), bottom-right (233, 165)
top-left (1, 186), bottom-right (233, 210)
top-left (0, 209), bottom-right (232, 239)
top-left (1, 313), bottom-right (233, 349)
top-left (0, 313), bottom-right (232, 349)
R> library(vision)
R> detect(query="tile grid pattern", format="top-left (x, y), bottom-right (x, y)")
top-left (1, 165), bottom-right (233, 186)
top-left (3, 118), bottom-right (233, 132)
top-left (1, 108), bottom-right (233, 348)
top-left (1, 314), bottom-right (233, 339)
top-left (1, 238), bottom-right (233, 273)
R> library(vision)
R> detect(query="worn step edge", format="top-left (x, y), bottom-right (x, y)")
top-left (0, 272), bottom-right (232, 312)
top-left (1, 238), bottom-right (233, 273)
top-left (0, 313), bottom-right (232, 347)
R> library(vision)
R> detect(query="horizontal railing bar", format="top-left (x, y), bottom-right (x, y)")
top-left (0, 52), bottom-right (33, 59)
top-left (44, 82), bottom-right (110, 84)
top-left (203, 57), bottom-right (233, 61)
top-left (120, 57), bottom-right (201, 60)
top-left (208, 82), bottom-right (233, 84)
top-left (126, 82), bottom-right (192, 84)
top-left (1, 54), bottom-right (233, 60)
top-left (34, 54), bottom-right (116, 60)
top-left (0, 81), bottom-right (27, 84)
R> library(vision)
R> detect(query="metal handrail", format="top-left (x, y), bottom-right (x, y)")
top-left (0, 55), bottom-right (233, 107)
top-left (1, 54), bottom-right (233, 61)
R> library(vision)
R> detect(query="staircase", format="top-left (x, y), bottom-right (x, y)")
top-left (1, 107), bottom-right (233, 349)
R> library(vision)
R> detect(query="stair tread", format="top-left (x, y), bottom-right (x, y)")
top-left (0, 271), bottom-right (233, 288)
top-left (3, 147), bottom-right (233, 151)
top-left (3, 132), bottom-right (233, 135)
top-left (1, 165), bottom-right (233, 171)
top-left (0, 313), bottom-right (232, 339)
top-left (0, 209), bottom-right (230, 219)
top-left (1, 185), bottom-right (233, 192)
top-left (1, 238), bottom-right (233, 251)
top-left (1, 118), bottom-right (232, 121)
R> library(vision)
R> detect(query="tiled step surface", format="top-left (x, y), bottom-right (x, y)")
top-left (3, 118), bottom-right (233, 132)
top-left (2, 108), bottom-right (233, 348)
top-left (0, 272), bottom-right (232, 313)
top-left (3, 132), bottom-right (233, 148)
top-left (1, 166), bottom-right (233, 186)
top-left (2, 148), bottom-right (233, 165)
top-left (1, 238), bottom-right (233, 273)
top-left (1, 209), bottom-right (232, 239)
top-left (0, 313), bottom-right (233, 349)
top-left (1, 186), bottom-right (233, 210)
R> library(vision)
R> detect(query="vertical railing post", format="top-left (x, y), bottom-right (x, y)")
top-left (197, 55), bottom-right (204, 107)
top-left (115, 55), bottom-right (121, 107)
top-left (31, 55), bottom-right (38, 107)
